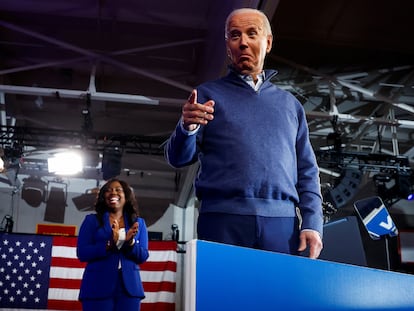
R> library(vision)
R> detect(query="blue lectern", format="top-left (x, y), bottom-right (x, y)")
top-left (184, 239), bottom-right (414, 311)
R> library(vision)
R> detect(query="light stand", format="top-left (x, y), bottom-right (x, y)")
top-left (1, 215), bottom-right (14, 233)
top-left (171, 224), bottom-right (179, 242)
top-left (383, 235), bottom-right (391, 271)
top-left (354, 196), bottom-right (398, 271)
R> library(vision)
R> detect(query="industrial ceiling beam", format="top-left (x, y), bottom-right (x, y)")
top-left (270, 54), bottom-right (414, 115)
top-left (0, 19), bottom-right (193, 93)
top-left (0, 84), bottom-right (158, 105)
top-left (0, 39), bottom-right (205, 76)
top-left (0, 126), bottom-right (167, 156)
top-left (305, 111), bottom-right (414, 129)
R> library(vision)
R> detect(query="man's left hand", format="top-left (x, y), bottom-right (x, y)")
top-left (298, 230), bottom-right (323, 259)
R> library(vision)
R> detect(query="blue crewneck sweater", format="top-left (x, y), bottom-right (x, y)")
top-left (166, 69), bottom-right (323, 234)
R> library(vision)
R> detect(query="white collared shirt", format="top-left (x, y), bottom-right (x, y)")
top-left (240, 72), bottom-right (265, 91)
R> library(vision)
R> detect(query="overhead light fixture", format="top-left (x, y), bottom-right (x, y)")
top-left (373, 171), bottom-right (414, 205)
top-left (21, 176), bottom-right (47, 207)
top-left (324, 168), bottom-right (362, 209)
top-left (101, 147), bottom-right (122, 180)
top-left (395, 172), bottom-right (414, 201)
top-left (48, 151), bottom-right (83, 175)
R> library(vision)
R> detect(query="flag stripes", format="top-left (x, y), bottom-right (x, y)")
top-left (0, 233), bottom-right (177, 311)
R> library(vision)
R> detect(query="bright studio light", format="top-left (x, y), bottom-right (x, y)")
top-left (48, 151), bottom-right (83, 175)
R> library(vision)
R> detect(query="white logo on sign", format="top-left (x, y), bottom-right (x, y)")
top-left (379, 215), bottom-right (393, 230)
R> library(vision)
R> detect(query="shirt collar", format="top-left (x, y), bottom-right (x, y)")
top-left (240, 71), bottom-right (266, 91)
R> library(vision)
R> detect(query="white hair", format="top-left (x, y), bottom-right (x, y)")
top-left (225, 8), bottom-right (273, 39)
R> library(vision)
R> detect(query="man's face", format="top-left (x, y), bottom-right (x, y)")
top-left (226, 11), bottom-right (272, 76)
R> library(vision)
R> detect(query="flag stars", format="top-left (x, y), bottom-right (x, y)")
top-left (1, 236), bottom-right (111, 309)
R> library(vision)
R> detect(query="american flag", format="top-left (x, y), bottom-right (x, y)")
top-left (0, 233), bottom-right (177, 311)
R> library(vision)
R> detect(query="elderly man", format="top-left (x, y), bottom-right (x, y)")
top-left (165, 8), bottom-right (323, 258)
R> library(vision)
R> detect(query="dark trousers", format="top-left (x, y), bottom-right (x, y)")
top-left (81, 269), bottom-right (141, 311)
top-left (197, 213), bottom-right (300, 255)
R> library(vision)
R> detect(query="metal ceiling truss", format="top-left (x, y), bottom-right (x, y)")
top-left (271, 55), bottom-right (414, 161)
top-left (0, 19), bottom-right (194, 93)
top-left (0, 125), bottom-right (167, 157)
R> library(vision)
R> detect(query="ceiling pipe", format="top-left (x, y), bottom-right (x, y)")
top-left (0, 19), bottom-right (193, 93)
top-left (0, 39), bottom-right (205, 76)
top-left (0, 84), bottom-right (158, 105)
top-left (6, 83), bottom-right (410, 125)
top-left (0, 57), bottom-right (88, 75)
top-left (306, 111), bottom-right (414, 129)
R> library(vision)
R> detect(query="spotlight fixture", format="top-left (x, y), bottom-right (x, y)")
top-left (396, 172), bottom-right (414, 201)
top-left (48, 151), bottom-right (83, 175)
top-left (373, 170), bottom-right (414, 205)
top-left (324, 168), bottom-right (362, 209)
top-left (21, 176), bottom-right (47, 207)
top-left (102, 147), bottom-right (122, 180)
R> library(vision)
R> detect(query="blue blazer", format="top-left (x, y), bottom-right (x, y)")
top-left (77, 213), bottom-right (149, 299)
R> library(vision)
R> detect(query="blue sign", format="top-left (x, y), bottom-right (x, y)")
top-left (364, 205), bottom-right (398, 239)
top-left (354, 196), bottom-right (398, 240)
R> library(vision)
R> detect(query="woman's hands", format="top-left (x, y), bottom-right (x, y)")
top-left (111, 219), bottom-right (120, 243)
top-left (126, 222), bottom-right (139, 246)
top-left (106, 219), bottom-right (138, 250)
